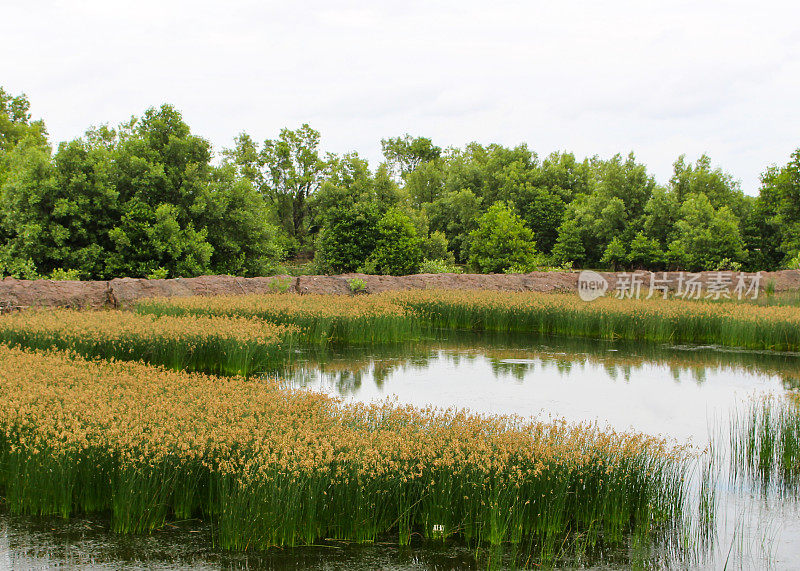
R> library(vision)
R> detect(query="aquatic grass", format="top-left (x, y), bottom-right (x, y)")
top-left (729, 394), bottom-right (800, 496)
top-left (390, 290), bottom-right (800, 351)
top-left (0, 309), bottom-right (297, 376)
top-left (0, 346), bottom-right (698, 563)
top-left (127, 288), bottom-right (800, 358)
top-left (136, 290), bottom-right (800, 351)
top-left (749, 289), bottom-right (800, 308)
top-left (135, 294), bottom-right (421, 346)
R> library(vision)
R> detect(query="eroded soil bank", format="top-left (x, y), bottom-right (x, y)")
top-left (1, 270), bottom-right (798, 309)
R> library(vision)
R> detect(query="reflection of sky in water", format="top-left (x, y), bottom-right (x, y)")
top-left (291, 345), bottom-right (793, 445)
top-left (286, 339), bottom-right (800, 568)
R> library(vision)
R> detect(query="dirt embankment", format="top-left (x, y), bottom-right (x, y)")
top-left (1, 270), bottom-right (799, 310)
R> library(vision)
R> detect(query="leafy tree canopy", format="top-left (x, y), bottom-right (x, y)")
top-left (468, 202), bottom-right (538, 273)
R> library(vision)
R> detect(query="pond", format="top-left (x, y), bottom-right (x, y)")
top-left (3, 332), bottom-right (800, 569)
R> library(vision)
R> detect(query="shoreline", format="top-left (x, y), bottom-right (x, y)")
top-left (1, 269), bottom-right (799, 310)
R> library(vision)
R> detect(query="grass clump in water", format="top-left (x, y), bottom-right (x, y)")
top-left (0, 346), bottom-right (698, 564)
top-left (729, 394), bottom-right (800, 496)
top-left (0, 309), bottom-right (297, 376)
top-left (390, 290), bottom-right (800, 351)
top-left (133, 290), bottom-right (800, 351)
top-left (135, 294), bottom-right (421, 346)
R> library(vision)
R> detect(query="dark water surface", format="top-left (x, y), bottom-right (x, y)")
top-left (3, 332), bottom-right (800, 569)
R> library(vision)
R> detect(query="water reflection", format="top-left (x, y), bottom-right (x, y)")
top-left (290, 332), bottom-right (800, 390)
top-left (285, 332), bottom-right (800, 444)
top-left (0, 514), bottom-right (485, 570)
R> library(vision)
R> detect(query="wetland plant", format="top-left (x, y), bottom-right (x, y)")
top-left (0, 346), bottom-right (700, 564)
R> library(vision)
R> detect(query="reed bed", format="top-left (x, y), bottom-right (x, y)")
top-left (0, 309), bottom-right (297, 376)
top-left (135, 294), bottom-right (420, 346)
top-left (728, 394), bottom-right (800, 496)
top-left (390, 290), bottom-right (800, 351)
top-left (136, 290), bottom-right (800, 351)
top-left (0, 346), bottom-right (696, 562)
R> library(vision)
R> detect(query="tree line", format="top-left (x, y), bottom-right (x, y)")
top-left (1, 87), bottom-right (799, 280)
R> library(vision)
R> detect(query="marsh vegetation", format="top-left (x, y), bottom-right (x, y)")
top-left (1, 291), bottom-right (799, 568)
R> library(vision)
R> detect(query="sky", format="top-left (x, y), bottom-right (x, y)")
top-left (2, 0), bottom-right (799, 194)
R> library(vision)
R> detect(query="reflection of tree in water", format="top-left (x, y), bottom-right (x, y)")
top-left (284, 332), bottom-right (800, 397)
top-left (332, 369), bottom-right (364, 396)
top-left (489, 361), bottom-right (530, 381)
top-left (782, 375), bottom-right (800, 390)
top-left (372, 360), bottom-right (393, 388)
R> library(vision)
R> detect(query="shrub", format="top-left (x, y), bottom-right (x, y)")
top-left (314, 202), bottom-right (381, 273)
top-left (347, 277), bottom-right (367, 294)
top-left (0, 251), bottom-right (39, 279)
top-left (362, 208), bottom-right (423, 276)
top-left (146, 267), bottom-right (169, 280)
top-left (268, 277), bottom-right (293, 293)
top-left (468, 202), bottom-right (538, 273)
top-left (419, 258), bottom-right (462, 274)
top-left (48, 268), bottom-right (81, 281)
top-left (421, 231), bottom-right (453, 263)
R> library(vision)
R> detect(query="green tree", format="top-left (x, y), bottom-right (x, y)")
top-left (593, 153), bottom-right (656, 224)
top-left (669, 193), bottom-right (746, 271)
top-left (444, 143), bottom-right (539, 207)
top-left (741, 194), bottom-right (782, 271)
top-left (225, 125), bottom-right (327, 252)
top-left (202, 166), bottom-right (285, 276)
top-left (315, 202), bottom-right (381, 273)
top-left (536, 151), bottom-right (593, 203)
top-left (513, 185), bottom-right (566, 253)
top-left (426, 189), bottom-right (483, 263)
top-left (2, 104), bottom-right (283, 279)
top-left (758, 149), bottom-right (800, 265)
top-left (601, 237), bottom-right (627, 270)
top-left (467, 202), bottom-right (538, 273)
top-left (420, 230), bottom-right (454, 264)
top-left (0, 87), bottom-right (49, 249)
top-left (550, 153), bottom-right (655, 267)
top-left (103, 105), bottom-right (218, 277)
top-left (381, 134), bottom-right (441, 180)
top-left (627, 231), bottom-right (664, 269)
top-left (311, 154), bottom-right (405, 274)
top-left (364, 208), bottom-right (423, 275)
top-left (404, 159), bottom-right (445, 206)
top-left (0, 137), bottom-right (58, 276)
top-left (1, 125), bottom-right (123, 279)
top-left (671, 154), bottom-right (746, 218)
top-left (552, 218), bottom-right (586, 266)
top-left (0, 87), bottom-right (47, 156)
top-left (642, 187), bottom-right (680, 249)
top-left (562, 194), bottom-right (628, 264)
top-left (311, 153), bottom-right (402, 225)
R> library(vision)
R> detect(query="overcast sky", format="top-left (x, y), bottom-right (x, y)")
top-left (3, 0), bottom-right (799, 193)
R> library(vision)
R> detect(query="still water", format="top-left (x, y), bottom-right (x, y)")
top-left (2, 333), bottom-right (800, 569)
top-left (289, 333), bottom-right (800, 446)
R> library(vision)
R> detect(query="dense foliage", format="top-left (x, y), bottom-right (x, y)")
top-left (1, 86), bottom-right (798, 278)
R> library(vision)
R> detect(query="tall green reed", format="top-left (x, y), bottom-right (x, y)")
top-left (728, 394), bottom-right (800, 496)
top-left (0, 309), bottom-right (297, 377)
top-left (0, 346), bottom-right (699, 565)
top-left (391, 290), bottom-right (800, 351)
top-left (135, 294), bottom-right (423, 347)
